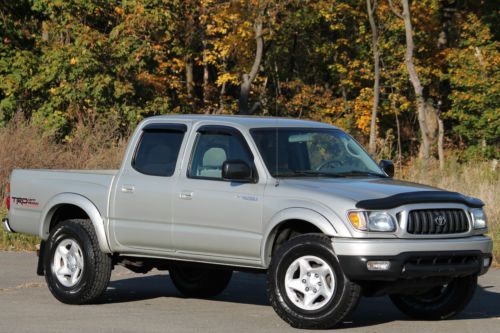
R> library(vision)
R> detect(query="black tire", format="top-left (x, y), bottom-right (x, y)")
top-left (169, 265), bottom-right (232, 298)
top-left (267, 234), bottom-right (361, 329)
top-left (44, 219), bottom-right (112, 304)
top-left (390, 274), bottom-right (477, 320)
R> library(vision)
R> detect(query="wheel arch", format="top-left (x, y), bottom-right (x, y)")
top-left (39, 193), bottom-right (111, 253)
top-left (261, 208), bottom-right (338, 267)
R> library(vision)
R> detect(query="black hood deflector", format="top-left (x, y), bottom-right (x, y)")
top-left (355, 191), bottom-right (484, 210)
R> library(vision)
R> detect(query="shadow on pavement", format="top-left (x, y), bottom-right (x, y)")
top-left (460, 285), bottom-right (500, 319)
top-left (341, 285), bottom-right (500, 329)
top-left (102, 272), bottom-right (500, 327)
top-left (102, 272), bottom-right (269, 306)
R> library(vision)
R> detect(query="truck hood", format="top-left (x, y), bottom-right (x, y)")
top-left (280, 177), bottom-right (439, 202)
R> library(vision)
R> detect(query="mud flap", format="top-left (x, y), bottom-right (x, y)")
top-left (37, 241), bottom-right (46, 276)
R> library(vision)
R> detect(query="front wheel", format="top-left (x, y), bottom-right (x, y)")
top-left (169, 265), bottom-right (232, 298)
top-left (44, 219), bottom-right (112, 304)
top-left (390, 275), bottom-right (477, 320)
top-left (267, 234), bottom-right (361, 329)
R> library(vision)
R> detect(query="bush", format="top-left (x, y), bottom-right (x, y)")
top-left (0, 114), bottom-right (127, 195)
top-left (0, 115), bottom-right (127, 250)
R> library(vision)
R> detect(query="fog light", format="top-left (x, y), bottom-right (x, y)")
top-left (483, 257), bottom-right (491, 267)
top-left (367, 261), bottom-right (391, 271)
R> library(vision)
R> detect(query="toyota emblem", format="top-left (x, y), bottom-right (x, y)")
top-left (434, 215), bottom-right (447, 226)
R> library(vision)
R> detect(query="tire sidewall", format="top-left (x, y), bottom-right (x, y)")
top-left (270, 236), bottom-right (350, 321)
top-left (44, 222), bottom-right (95, 302)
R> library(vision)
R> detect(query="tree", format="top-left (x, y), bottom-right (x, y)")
top-left (366, 0), bottom-right (380, 155)
top-left (389, 0), bottom-right (434, 161)
top-left (239, 17), bottom-right (264, 115)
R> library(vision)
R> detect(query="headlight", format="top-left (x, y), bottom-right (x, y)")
top-left (348, 211), bottom-right (396, 232)
top-left (471, 208), bottom-right (488, 229)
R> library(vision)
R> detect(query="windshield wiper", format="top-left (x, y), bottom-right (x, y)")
top-left (272, 170), bottom-right (387, 178)
top-left (272, 171), bottom-right (344, 178)
top-left (332, 170), bottom-right (388, 178)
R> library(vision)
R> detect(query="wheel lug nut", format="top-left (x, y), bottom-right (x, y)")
top-left (307, 272), bottom-right (311, 277)
top-left (302, 279), bottom-right (306, 283)
top-left (318, 282), bottom-right (322, 286)
top-left (305, 287), bottom-right (310, 292)
top-left (315, 273), bottom-right (319, 278)
top-left (313, 289), bottom-right (317, 293)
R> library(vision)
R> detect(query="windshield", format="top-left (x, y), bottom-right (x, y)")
top-left (250, 128), bottom-right (386, 178)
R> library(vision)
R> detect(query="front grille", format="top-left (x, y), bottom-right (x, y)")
top-left (406, 209), bottom-right (469, 234)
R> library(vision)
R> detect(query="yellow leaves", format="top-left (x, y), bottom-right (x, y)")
top-left (136, 72), bottom-right (166, 93)
top-left (114, 7), bottom-right (124, 15)
top-left (215, 73), bottom-right (239, 86)
top-left (69, 57), bottom-right (77, 65)
top-left (49, 87), bottom-right (57, 94)
top-left (352, 88), bottom-right (374, 134)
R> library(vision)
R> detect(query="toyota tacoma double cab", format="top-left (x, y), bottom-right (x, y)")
top-left (3, 115), bottom-right (492, 329)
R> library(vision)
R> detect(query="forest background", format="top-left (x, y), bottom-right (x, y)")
top-left (0, 0), bottom-right (498, 263)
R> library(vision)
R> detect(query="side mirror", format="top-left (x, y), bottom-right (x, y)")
top-left (379, 160), bottom-right (394, 178)
top-left (222, 160), bottom-right (253, 182)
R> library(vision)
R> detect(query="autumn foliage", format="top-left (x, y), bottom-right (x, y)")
top-left (0, 0), bottom-right (498, 160)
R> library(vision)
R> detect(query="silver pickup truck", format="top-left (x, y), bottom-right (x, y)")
top-left (3, 115), bottom-right (492, 329)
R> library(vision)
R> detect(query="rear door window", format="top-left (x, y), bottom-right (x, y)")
top-left (133, 125), bottom-right (186, 177)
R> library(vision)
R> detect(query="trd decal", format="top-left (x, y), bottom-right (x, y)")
top-left (11, 197), bottom-right (40, 208)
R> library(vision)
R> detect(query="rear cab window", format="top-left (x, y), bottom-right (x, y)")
top-left (132, 123), bottom-right (187, 177)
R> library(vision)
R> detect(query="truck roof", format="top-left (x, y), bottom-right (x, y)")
top-left (144, 114), bottom-right (337, 130)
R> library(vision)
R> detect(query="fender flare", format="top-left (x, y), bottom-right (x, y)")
top-left (39, 193), bottom-right (111, 253)
top-left (260, 207), bottom-right (338, 267)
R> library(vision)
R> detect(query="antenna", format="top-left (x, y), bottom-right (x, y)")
top-left (274, 121), bottom-right (280, 187)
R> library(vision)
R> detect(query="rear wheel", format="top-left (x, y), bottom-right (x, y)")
top-left (44, 219), bottom-right (112, 304)
top-left (267, 234), bottom-right (361, 329)
top-left (169, 265), bottom-right (232, 298)
top-left (390, 275), bottom-right (477, 320)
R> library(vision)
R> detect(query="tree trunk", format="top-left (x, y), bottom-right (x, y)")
top-left (217, 81), bottom-right (227, 114)
top-left (392, 95), bottom-right (403, 175)
top-left (393, 0), bottom-right (432, 160)
top-left (202, 41), bottom-right (210, 113)
top-left (239, 19), bottom-right (264, 115)
top-left (435, 1), bottom-right (456, 170)
top-left (366, 0), bottom-right (380, 155)
top-left (437, 115), bottom-right (445, 170)
top-left (185, 57), bottom-right (194, 99)
top-left (42, 21), bottom-right (49, 42)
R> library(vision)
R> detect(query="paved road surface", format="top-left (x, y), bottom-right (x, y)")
top-left (1, 252), bottom-right (499, 333)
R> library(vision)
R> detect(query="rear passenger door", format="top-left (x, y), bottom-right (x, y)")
top-left (109, 123), bottom-right (187, 252)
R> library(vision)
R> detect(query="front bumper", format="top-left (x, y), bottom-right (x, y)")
top-left (2, 218), bottom-right (14, 233)
top-left (333, 236), bottom-right (492, 281)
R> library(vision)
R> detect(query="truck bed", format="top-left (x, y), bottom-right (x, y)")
top-left (8, 169), bottom-right (117, 237)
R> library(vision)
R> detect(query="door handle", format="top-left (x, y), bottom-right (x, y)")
top-left (179, 191), bottom-right (193, 200)
top-left (121, 185), bottom-right (135, 193)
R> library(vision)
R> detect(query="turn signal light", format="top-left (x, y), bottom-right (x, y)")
top-left (367, 261), bottom-right (391, 271)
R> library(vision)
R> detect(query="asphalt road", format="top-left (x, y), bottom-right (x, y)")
top-left (0, 252), bottom-right (499, 333)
